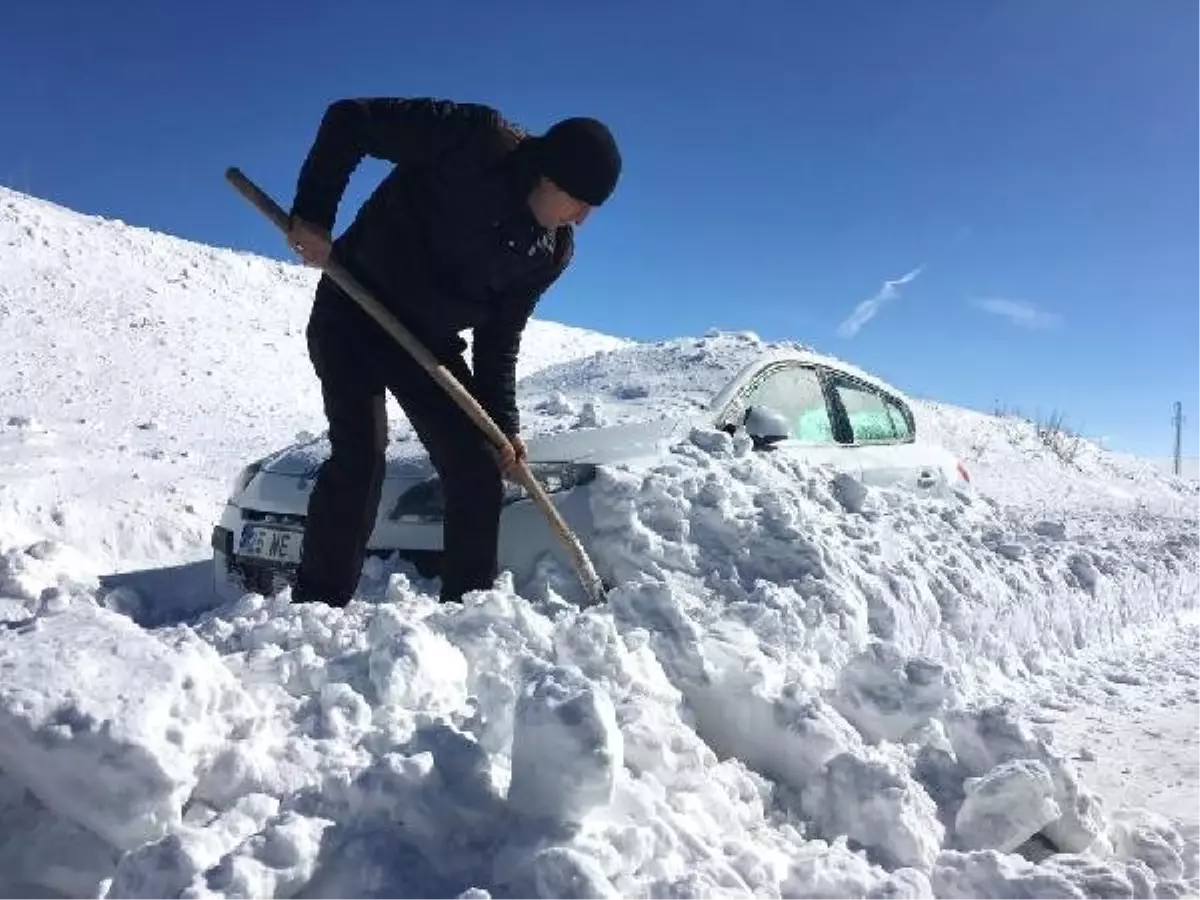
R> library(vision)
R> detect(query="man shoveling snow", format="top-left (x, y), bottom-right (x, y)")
top-left (281, 97), bottom-right (621, 606)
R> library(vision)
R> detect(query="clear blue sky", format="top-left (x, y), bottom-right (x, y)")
top-left (2, 1), bottom-right (1195, 458)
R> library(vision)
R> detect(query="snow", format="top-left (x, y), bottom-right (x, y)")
top-left (0, 186), bottom-right (1197, 898)
top-left (917, 399), bottom-right (1198, 520)
top-left (1009, 616), bottom-right (1200, 833)
top-left (506, 663), bottom-right (623, 823)
top-left (0, 601), bottom-right (252, 852)
top-left (515, 330), bottom-right (784, 430)
top-left (1149, 458), bottom-right (1200, 482)
top-left (953, 759), bottom-right (1061, 853)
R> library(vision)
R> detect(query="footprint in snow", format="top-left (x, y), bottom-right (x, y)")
top-left (5, 415), bottom-right (48, 432)
top-left (1104, 671), bottom-right (1146, 686)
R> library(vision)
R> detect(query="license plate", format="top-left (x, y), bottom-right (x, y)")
top-left (237, 525), bottom-right (304, 564)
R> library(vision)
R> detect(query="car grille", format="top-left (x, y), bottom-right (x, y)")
top-left (389, 464), bottom-right (597, 521)
top-left (243, 509), bottom-right (307, 527)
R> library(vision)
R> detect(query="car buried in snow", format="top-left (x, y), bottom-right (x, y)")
top-left (212, 334), bottom-right (970, 602)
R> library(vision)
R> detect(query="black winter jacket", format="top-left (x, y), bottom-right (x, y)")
top-left (290, 97), bottom-right (574, 436)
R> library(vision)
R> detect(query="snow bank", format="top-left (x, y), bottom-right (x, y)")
top-left (0, 599), bottom-right (252, 851)
top-left (107, 587), bottom-right (924, 899)
top-left (587, 428), bottom-right (1197, 693)
top-left (0, 773), bottom-right (121, 898)
top-left (0, 424), bottom-right (1193, 896)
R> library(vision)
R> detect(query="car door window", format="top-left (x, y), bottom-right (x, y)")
top-left (743, 366), bottom-right (836, 443)
top-left (884, 396), bottom-right (913, 441)
top-left (833, 381), bottom-right (913, 443)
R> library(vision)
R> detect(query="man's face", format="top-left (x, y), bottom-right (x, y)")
top-left (529, 178), bottom-right (592, 228)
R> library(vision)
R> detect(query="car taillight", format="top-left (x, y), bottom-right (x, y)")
top-left (957, 461), bottom-right (971, 483)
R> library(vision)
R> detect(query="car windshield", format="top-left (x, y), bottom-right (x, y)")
top-left (516, 332), bottom-right (806, 431)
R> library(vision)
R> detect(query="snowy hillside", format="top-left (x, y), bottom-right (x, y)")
top-left (916, 401), bottom-right (1197, 521)
top-left (0, 187), bottom-right (1196, 899)
top-left (1148, 458), bottom-right (1200, 482)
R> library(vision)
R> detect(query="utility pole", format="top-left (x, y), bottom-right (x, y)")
top-left (1172, 401), bottom-right (1183, 476)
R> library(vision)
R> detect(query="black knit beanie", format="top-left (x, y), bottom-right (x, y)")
top-left (533, 117), bottom-right (621, 206)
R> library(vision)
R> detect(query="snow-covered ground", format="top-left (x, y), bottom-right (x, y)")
top-left (0, 186), bottom-right (1196, 898)
top-left (1010, 615), bottom-right (1199, 832)
top-left (1148, 458), bottom-right (1200, 483)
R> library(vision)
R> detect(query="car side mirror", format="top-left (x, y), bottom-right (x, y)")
top-left (743, 405), bottom-right (789, 449)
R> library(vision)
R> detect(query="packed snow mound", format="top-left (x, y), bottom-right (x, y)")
top-left (582, 428), bottom-right (1197, 688)
top-left (0, 601), bottom-right (252, 852)
top-left (1, 428), bottom-right (1196, 898)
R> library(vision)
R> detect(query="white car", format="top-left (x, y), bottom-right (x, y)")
top-left (211, 336), bottom-right (970, 601)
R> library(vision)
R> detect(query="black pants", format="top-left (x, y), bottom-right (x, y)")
top-left (294, 278), bottom-right (503, 605)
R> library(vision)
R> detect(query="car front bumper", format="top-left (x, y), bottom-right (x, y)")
top-left (213, 469), bottom-right (606, 602)
top-left (211, 500), bottom-right (447, 603)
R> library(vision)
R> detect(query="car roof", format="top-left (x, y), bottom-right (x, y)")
top-left (731, 346), bottom-right (914, 405)
top-left (260, 334), bottom-right (918, 479)
top-left (516, 332), bottom-right (914, 434)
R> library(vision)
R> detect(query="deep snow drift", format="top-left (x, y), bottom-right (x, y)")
top-left (0, 186), bottom-right (1197, 898)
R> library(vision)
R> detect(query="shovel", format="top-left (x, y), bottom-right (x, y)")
top-left (224, 166), bottom-right (607, 607)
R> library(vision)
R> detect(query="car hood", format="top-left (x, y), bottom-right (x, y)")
top-left (260, 415), bottom-right (700, 480)
top-left (523, 416), bottom-right (696, 465)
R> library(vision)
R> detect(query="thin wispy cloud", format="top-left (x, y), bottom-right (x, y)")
top-left (837, 264), bottom-right (925, 338)
top-left (970, 297), bottom-right (1062, 330)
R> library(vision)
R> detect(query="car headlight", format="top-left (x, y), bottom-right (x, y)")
top-left (391, 476), bottom-right (445, 521)
top-left (227, 461), bottom-right (263, 502)
top-left (389, 462), bottom-right (597, 521)
top-left (501, 462), bottom-right (598, 506)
